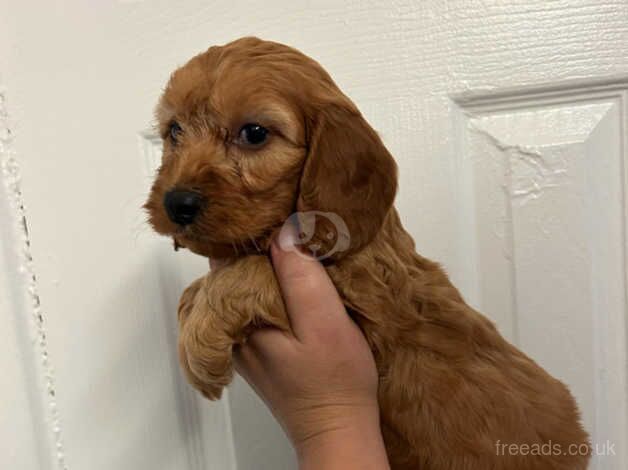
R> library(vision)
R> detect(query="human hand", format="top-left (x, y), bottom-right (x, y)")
top-left (232, 226), bottom-right (390, 469)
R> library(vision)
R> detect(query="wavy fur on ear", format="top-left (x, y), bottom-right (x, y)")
top-left (297, 103), bottom-right (397, 258)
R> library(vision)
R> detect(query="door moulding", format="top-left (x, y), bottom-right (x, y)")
top-left (0, 89), bottom-right (69, 470)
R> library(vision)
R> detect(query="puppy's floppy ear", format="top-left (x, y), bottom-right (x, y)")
top-left (297, 103), bottom-right (397, 258)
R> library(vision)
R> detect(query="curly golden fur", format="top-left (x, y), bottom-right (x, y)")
top-left (145, 37), bottom-right (590, 469)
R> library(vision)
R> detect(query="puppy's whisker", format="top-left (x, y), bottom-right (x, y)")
top-left (248, 235), bottom-right (261, 253)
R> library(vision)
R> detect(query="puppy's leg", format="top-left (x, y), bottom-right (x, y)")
top-left (177, 255), bottom-right (288, 399)
top-left (178, 276), bottom-right (203, 324)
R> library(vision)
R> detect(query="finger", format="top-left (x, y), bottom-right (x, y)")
top-left (233, 344), bottom-right (269, 397)
top-left (270, 222), bottom-right (349, 341)
top-left (245, 327), bottom-right (294, 358)
top-left (233, 343), bottom-right (285, 413)
top-left (233, 342), bottom-right (261, 378)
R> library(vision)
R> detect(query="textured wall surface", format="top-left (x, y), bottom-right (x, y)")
top-left (1, 1), bottom-right (627, 469)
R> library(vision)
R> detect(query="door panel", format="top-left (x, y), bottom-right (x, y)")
top-left (455, 82), bottom-right (628, 467)
top-left (1, 1), bottom-right (626, 469)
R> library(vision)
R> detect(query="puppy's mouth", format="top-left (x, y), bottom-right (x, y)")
top-left (170, 225), bottom-right (210, 247)
top-left (170, 226), bottom-right (271, 258)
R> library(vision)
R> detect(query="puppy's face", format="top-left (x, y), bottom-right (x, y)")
top-left (145, 37), bottom-right (397, 259)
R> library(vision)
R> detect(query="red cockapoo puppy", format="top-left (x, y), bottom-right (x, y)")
top-left (145, 37), bottom-right (590, 469)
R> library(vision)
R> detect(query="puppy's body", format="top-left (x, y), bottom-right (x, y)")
top-left (331, 210), bottom-right (588, 469)
top-left (146, 37), bottom-right (590, 469)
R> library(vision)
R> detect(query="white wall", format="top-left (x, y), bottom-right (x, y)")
top-left (1, 1), bottom-right (627, 469)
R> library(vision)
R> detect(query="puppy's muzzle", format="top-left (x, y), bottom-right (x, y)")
top-left (164, 190), bottom-right (203, 226)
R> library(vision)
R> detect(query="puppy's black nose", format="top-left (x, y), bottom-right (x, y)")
top-left (164, 190), bottom-right (203, 226)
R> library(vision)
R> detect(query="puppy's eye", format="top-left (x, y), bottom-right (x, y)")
top-left (238, 123), bottom-right (268, 146)
top-left (168, 121), bottom-right (183, 144)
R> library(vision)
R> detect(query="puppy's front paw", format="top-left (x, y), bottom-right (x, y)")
top-left (175, 257), bottom-right (287, 400)
top-left (178, 302), bottom-right (234, 400)
top-left (177, 276), bottom-right (232, 398)
top-left (179, 340), bottom-right (232, 400)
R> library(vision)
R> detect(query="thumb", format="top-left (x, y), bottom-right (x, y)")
top-left (270, 221), bottom-right (348, 341)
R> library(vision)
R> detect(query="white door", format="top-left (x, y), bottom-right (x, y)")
top-left (1, 1), bottom-right (626, 469)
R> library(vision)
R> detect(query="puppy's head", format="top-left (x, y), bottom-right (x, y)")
top-left (145, 37), bottom-right (397, 260)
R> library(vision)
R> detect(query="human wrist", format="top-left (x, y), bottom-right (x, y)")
top-left (296, 408), bottom-right (390, 470)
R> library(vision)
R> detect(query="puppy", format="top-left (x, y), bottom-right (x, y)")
top-left (145, 37), bottom-right (590, 469)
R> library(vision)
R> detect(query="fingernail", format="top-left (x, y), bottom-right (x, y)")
top-left (276, 218), bottom-right (298, 251)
